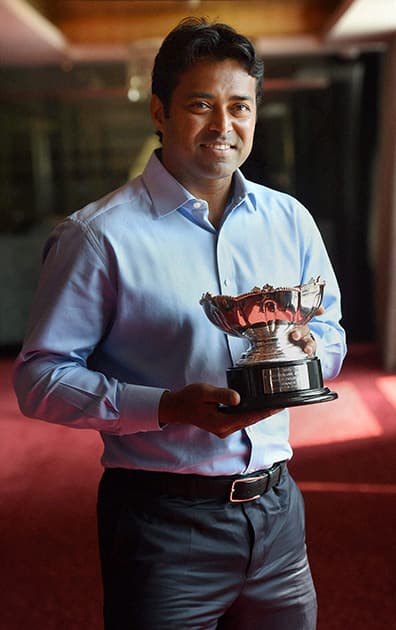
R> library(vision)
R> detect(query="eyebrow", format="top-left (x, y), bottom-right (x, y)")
top-left (187, 91), bottom-right (254, 102)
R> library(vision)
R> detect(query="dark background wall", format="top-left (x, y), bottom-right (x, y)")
top-left (0, 51), bottom-right (382, 347)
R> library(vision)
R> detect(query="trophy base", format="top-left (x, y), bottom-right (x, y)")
top-left (221, 357), bottom-right (338, 414)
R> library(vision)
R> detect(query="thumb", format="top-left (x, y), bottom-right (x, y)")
top-left (211, 387), bottom-right (240, 407)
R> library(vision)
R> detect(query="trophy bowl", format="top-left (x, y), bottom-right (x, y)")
top-left (200, 277), bottom-right (338, 413)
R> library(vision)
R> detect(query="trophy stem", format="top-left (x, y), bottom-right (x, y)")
top-left (238, 323), bottom-right (306, 365)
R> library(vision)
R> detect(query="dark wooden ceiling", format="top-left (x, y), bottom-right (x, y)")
top-left (43, 0), bottom-right (343, 43)
top-left (0, 0), bottom-right (394, 66)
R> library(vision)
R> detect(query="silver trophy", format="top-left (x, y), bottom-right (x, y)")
top-left (200, 277), bottom-right (337, 412)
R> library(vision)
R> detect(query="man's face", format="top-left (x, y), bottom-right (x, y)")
top-left (150, 58), bottom-right (257, 193)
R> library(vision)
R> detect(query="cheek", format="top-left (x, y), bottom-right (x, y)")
top-left (236, 117), bottom-right (255, 136)
top-left (241, 125), bottom-right (256, 153)
top-left (163, 123), bottom-right (191, 151)
top-left (171, 117), bottom-right (197, 140)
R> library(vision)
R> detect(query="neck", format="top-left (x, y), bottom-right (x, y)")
top-left (189, 178), bottom-right (234, 229)
top-left (156, 151), bottom-right (235, 229)
top-left (206, 191), bottom-right (230, 228)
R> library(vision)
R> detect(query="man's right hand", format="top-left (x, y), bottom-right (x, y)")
top-left (158, 383), bottom-right (281, 439)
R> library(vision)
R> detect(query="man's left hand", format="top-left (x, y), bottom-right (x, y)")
top-left (289, 305), bottom-right (324, 357)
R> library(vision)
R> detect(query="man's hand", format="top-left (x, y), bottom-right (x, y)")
top-left (289, 305), bottom-right (324, 357)
top-left (159, 384), bottom-right (281, 439)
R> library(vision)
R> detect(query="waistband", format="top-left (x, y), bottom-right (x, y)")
top-left (103, 461), bottom-right (287, 503)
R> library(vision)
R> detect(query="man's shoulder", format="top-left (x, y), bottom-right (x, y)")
top-left (243, 174), bottom-right (288, 199)
top-left (243, 177), bottom-right (304, 214)
top-left (70, 177), bottom-right (149, 226)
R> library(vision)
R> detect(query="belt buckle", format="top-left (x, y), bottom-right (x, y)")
top-left (229, 475), bottom-right (265, 503)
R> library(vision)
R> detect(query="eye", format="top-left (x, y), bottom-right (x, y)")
top-left (233, 103), bottom-right (251, 114)
top-left (189, 101), bottom-right (211, 111)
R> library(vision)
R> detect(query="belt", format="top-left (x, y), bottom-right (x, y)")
top-left (104, 461), bottom-right (287, 503)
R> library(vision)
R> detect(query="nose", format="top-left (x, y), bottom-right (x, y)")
top-left (207, 107), bottom-right (232, 134)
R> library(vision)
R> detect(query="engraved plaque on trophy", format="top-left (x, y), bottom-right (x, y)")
top-left (200, 278), bottom-right (338, 413)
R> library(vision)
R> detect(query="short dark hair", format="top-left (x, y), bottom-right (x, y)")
top-left (151, 17), bottom-right (264, 115)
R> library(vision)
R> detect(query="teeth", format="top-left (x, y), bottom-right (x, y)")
top-left (204, 144), bottom-right (231, 150)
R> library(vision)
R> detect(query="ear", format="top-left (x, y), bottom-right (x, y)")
top-left (150, 95), bottom-right (166, 133)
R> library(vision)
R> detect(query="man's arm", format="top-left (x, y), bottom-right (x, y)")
top-left (13, 219), bottom-right (167, 435)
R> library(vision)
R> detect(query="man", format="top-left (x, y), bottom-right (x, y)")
top-left (14, 17), bottom-right (346, 630)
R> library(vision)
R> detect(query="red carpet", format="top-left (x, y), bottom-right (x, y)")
top-left (1, 344), bottom-right (396, 629)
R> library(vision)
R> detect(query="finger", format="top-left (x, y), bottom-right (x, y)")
top-left (290, 326), bottom-right (315, 357)
top-left (209, 387), bottom-right (240, 407)
top-left (291, 327), bottom-right (308, 341)
top-left (304, 338), bottom-right (316, 356)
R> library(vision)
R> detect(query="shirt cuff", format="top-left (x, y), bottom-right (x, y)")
top-left (118, 383), bottom-right (168, 434)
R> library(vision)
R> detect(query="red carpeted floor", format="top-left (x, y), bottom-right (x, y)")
top-left (1, 344), bottom-right (396, 629)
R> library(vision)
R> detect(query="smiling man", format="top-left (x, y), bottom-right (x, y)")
top-left (150, 57), bottom-right (257, 227)
top-left (14, 17), bottom-right (346, 630)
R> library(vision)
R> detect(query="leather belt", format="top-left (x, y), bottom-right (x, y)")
top-left (104, 461), bottom-right (287, 503)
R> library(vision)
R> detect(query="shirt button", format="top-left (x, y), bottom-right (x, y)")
top-left (193, 201), bottom-right (201, 209)
top-left (224, 279), bottom-right (230, 287)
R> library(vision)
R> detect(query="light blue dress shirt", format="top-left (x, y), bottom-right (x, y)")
top-left (14, 151), bottom-right (346, 475)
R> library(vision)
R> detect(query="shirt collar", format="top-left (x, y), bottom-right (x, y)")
top-left (141, 150), bottom-right (258, 218)
top-left (230, 169), bottom-right (258, 213)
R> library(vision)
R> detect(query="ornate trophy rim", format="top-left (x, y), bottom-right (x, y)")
top-left (202, 278), bottom-right (325, 303)
top-left (200, 277), bottom-right (326, 364)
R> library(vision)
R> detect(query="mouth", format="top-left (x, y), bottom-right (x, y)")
top-left (201, 142), bottom-right (235, 152)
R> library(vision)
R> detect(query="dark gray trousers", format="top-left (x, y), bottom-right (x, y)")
top-left (97, 468), bottom-right (317, 630)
